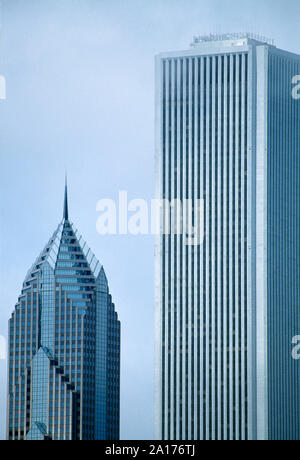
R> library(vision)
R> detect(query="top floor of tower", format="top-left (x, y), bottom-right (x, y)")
top-left (190, 33), bottom-right (275, 50)
top-left (156, 32), bottom-right (300, 62)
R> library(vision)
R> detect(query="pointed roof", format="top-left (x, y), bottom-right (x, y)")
top-left (63, 174), bottom-right (69, 221)
top-left (23, 177), bottom-right (103, 285)
top-left (24, 223), bottom-right (102, 285)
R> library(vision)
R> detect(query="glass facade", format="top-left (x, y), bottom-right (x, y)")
top-left (7, 185), bottom-right (120, 440)
top-left (155, 35), bottom-right (300, 440)
top-left (266, 50), bottom-right (300, 440)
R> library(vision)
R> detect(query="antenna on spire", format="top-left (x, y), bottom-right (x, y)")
top-left (63, 173), bottom-right (69, 221)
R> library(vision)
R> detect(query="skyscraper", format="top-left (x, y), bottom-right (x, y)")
top-left (7, 181), bottom-right (120, 440)
top-left (155, 33), bottom-right (300, 441)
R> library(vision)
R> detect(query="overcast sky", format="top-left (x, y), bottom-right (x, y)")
top-left (0, 0), bottom-right (299, 440)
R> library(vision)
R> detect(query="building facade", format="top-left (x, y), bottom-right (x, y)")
top-left (155, 33), bottom-right (300, 440)
top-left (7, 183), bottom-right (120, 440)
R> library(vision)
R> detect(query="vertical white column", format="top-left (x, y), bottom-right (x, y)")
top-left (154, 55), bottom-right (163, 440)
top-left (247, 46), bottom-right (257, 441)
top-left (199, 56), bottom-right (205, 441)
top-left (222, 54), bottom-right (229, 441)
top-left (234, 53), bottom-right (241, 440)
top-left (170, 58), bottom-right (175, 440)
top-left (175, 58), bottom-right (181, 441)
top-left (211, 55), bottom-right (216, 440)
top-left (164, 59), bottom-right (170, 440)
top-left (228, 54), bottom-right (234, 440)
top-left (205, 56), bottom-right (211, 438)
top-left (181, 57), bottom-right (187, 440)
top-left (240, 53), bottom-right (246, 440)
top-left (256, 45), bottom-right (269, 441)
top-left (217, 54), bottom-right (222, 440)
top-left (193, 56), bottom-right (199, 441)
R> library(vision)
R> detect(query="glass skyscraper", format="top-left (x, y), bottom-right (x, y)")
top-left (155, 33), bottom-right (300, 440)
top-left (7, 182), bottom-right (120, 440)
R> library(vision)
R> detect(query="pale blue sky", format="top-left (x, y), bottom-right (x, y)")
top-left (0, 0), bottom-right (299, 440)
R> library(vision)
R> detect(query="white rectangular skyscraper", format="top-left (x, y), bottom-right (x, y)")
top-left (155, 33), bottom-right (300, 441)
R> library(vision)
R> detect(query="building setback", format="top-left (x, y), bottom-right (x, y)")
top-left (7, 181), bottom-right (120, 440)
top-left (155, 33), bottom-right (300, 440)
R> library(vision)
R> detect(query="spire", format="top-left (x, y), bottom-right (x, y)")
top-left (63, 174), bottom-right (69, 221)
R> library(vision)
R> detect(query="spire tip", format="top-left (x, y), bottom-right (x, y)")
top-left (63, 175), bottom-right (69, 221)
